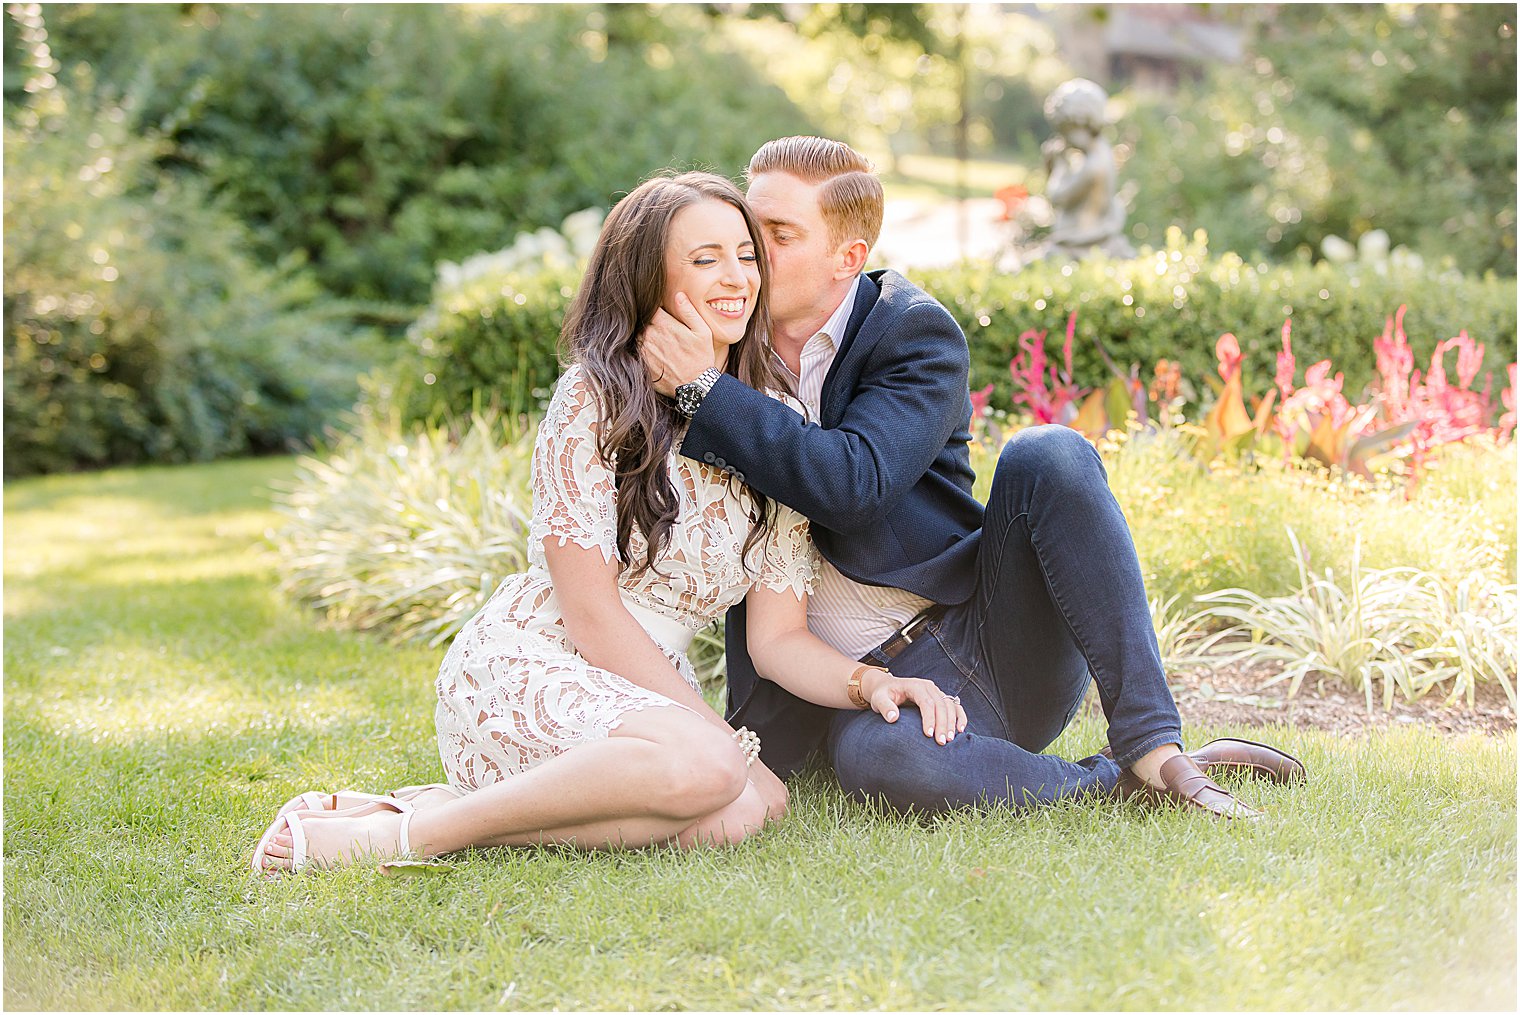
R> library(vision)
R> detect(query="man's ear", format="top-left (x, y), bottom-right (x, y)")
top-left (833, 238), bottom-right (870, 279)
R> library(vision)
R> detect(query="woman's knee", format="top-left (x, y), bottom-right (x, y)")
top-left (657, 723), bottom-right (749, 819)
top-left (613, 707), bottom-right (749, 819)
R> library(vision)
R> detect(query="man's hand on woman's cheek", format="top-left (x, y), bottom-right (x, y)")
top-left (639, 294), bottom-right (715, 398)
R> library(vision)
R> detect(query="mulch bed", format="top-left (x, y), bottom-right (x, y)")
top-left (1074, 660), bottom-right (1515, 737)
top-left (1159, 660), bottom-right (1516, 737)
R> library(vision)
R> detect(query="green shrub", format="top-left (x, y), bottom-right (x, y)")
top-left (1087, 431), bottom-right (1515, 604)
top-left (391, 227), bottom-right (1516, 423)
top-left (42, 4), bottom-right (812, 307)
top-left (3, 81), bottom-right (373, 477)
top-left (385, 265), bottom-right (583, 426)
top-left (916, 229), bottom-right (1516, 413)
top-left (1118, 5), bottom-right (1516, 277)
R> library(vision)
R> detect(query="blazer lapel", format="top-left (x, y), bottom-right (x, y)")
top-left (820, 271), bottom-right (882, 426)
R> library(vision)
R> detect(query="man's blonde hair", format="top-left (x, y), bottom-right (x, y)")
top-left (746, 136), bottom-right (883, 250)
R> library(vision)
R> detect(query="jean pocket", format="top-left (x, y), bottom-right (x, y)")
top-left (925, 624), bottom-right (1007, 731)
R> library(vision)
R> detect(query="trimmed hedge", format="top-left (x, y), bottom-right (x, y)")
top-left (921, 230), bottom-right (1517, 412)
top-left (387, 267), bottom-right (583, 424)
top-left (393, 231), bottom-right (1516, 421)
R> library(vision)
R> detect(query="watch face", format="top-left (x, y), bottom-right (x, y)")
top-left (675, 369), bottom-right (717, 417)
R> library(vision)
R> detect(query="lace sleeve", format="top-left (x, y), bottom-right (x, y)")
top-left (530, 365), bottom-right (619, 564)
top-left (755, 504), bottom-right (820, 600)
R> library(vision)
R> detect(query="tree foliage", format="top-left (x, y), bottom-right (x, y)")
top-left (1121, 4), bottom-right (1516, 276)
top-left (35, 3), bottom-right (812, 306)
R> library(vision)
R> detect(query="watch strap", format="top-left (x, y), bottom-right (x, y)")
top-left (675, 367), bottom-right (722, 417)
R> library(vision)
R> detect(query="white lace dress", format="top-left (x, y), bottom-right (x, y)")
top-left (434, 364), bottom-right (819, 790)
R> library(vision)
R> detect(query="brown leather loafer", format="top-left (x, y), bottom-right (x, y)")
top-left (1116, 755), bottom-right (1263, 819)
top-left (1190, 737), bottom-right (1306, 786)
top-left (1100, 737), bottom-right (1306, 786)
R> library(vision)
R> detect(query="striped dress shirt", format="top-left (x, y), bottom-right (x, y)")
top-left (772, 275), bottom-right (934, 661)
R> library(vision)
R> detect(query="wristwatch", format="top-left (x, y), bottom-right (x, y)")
top-left (674, 367), bottom-right (722, 418)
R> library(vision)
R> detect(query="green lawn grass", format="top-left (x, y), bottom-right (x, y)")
top-left (5, 457), bottom-right (1515, 1010)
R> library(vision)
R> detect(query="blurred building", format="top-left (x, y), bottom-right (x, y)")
top-left (1037, 3), bottom-right (1246, 91)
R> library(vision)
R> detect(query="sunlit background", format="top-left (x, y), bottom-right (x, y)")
top-left (4, 2), bottom-right (1515, 476)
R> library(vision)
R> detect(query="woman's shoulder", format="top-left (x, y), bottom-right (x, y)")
top-left (553, 361), bottom-right (590, 396)
top-left (543, 362), bottom-right (605, 435)
top-left (549, 362), bottom-right (601, 409)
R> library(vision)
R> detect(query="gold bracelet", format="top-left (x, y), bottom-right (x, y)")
top-left (848, 665), bottom-right (887, 709)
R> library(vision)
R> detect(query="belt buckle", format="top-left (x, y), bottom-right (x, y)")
top-left (870, 607), bottom-right (939, 665)
top-left (899, 608), bottom-right (934, 646)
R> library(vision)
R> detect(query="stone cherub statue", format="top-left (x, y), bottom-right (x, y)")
top-left (1040, 78), bottom-right (1135, 261)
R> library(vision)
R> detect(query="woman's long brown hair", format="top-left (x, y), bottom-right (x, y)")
top-left (558, 171), bottom-right (794, 576)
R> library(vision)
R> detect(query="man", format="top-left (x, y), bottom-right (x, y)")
top-left (641, 136), bottom-right (1302, 817)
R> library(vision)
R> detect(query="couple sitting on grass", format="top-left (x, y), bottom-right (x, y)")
top-left (253, 136), bottom-right (1304, 875)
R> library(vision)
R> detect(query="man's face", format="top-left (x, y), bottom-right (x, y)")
top-left (744, 171), bottom-right (846, 328)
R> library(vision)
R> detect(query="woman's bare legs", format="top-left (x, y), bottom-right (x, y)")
top-left (257, 706), bottom-right (774, 871)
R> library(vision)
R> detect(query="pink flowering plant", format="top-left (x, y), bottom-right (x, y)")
top-left (1500, 363), bottom-right (1517, 442)
top-left (1368, 306), bottom-right (1502, 489)
top-left (995, 307), bottom-right (1516, 494)
top-left (1007, 313), bottom-right (1086, 427)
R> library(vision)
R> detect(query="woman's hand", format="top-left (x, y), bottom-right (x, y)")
top-left (863, 669), bottom-right (968, 746)
top-left (746, 759), bottom-right (789, 825)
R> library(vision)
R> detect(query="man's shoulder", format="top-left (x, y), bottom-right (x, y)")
top-left (863, 268), bottom-right (954, 319)
top-left (858, 269), bottom-right (962, 341)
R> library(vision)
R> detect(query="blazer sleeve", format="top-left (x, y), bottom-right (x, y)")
top-left (679, 300), bottom-right (969, 533)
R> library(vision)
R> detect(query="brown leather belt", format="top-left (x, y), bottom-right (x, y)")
top-left (860, 604), bottom-right (947, 664)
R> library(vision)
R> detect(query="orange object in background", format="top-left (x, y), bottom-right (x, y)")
top-left (995, 184), bottom-right (1029, 221)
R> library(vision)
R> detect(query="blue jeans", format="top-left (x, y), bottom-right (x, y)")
top-left (829, 425), bottom-right (1184, 812)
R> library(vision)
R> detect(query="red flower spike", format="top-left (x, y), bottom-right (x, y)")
top-left (1275, 319), bottom-right (1296, 399)
top-left (1216, 333), bottom-right (1242, 382)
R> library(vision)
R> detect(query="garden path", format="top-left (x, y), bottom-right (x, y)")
top-left (874, 196), bottom-right (1009, 270)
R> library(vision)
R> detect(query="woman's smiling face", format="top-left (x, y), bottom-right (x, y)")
top-left (663, 198), bottom-right (762, 352)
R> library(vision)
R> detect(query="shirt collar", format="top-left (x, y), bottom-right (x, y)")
top-left (772, 275), bottom-right (863, 381)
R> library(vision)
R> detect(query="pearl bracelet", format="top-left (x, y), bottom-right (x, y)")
top-left (731, 726), bottom-right (761, 767)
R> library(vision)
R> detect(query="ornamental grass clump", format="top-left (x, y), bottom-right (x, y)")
top-left (270, 409), bottom-right (535, 647)
top-left (271, 409), bottom-right (734, 694)
top-left (1190, 528), bottom-right (1518, 711)
top-left (1148, 593), bottom-right (1215, 673)
top-left (1401, 573), bottom-right (1517, 709)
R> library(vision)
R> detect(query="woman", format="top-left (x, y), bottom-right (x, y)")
top-left (253, 172), bottom-right (966, 873)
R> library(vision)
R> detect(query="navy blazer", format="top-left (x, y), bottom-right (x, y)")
top-left (681, 269), bottom-right (985, 777)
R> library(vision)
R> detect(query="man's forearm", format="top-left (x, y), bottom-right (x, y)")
top-left (682, 369), bottom-right (967, 531)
